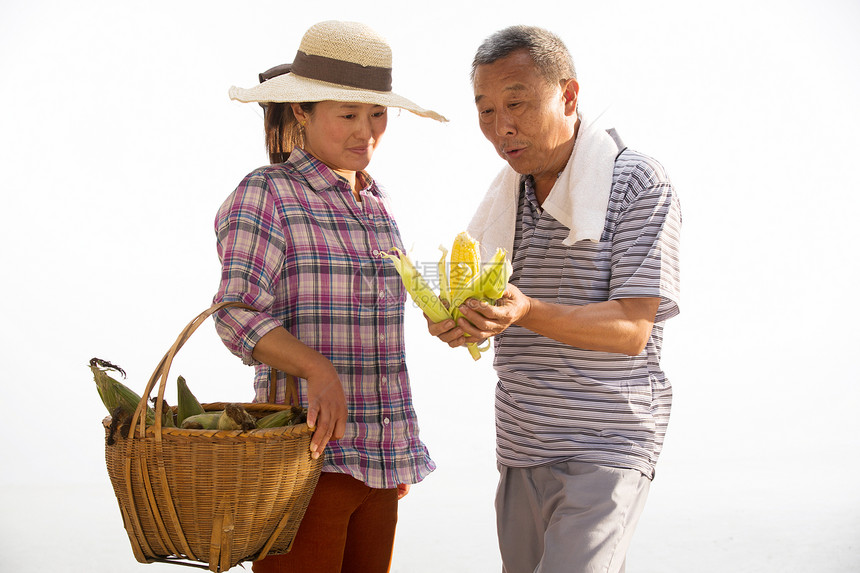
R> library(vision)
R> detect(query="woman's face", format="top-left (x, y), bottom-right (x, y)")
top-left (295, 101), bottom-right (388, 175)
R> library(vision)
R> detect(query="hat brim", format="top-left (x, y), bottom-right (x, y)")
top-left (229, 73), bottom-right (447, 122)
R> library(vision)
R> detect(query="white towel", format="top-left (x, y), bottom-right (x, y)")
top-left (467, 113), bottom-right (620, 256)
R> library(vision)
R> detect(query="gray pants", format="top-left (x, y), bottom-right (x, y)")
top-left (496, 461), bottom-right (651, 573)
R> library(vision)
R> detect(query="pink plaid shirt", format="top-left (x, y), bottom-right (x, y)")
top-left (213, 149), bottom-right (435, 489)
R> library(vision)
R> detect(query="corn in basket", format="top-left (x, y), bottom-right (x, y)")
top-left (101, 301), bottom-right (322, 572)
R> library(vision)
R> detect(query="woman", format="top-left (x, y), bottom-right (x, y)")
top-left (212, 20), bottom-right (445, 573)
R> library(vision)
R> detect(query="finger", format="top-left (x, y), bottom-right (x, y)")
top-left (465, 297), bottom-right (490, 312)
top-left (459, 302), bottom-right (507, 336)
top-left (331, 414), bottom-right (347, 441)
top-left (308, 406), bottom-right (332, 459)
top-left (441, 328), bottom-right (466, 345)
top-left (427, 317), bottom-right (458, 337)
top-left (306, 402), bottom-right (319, 430)
top-left (456, 309), bottom-right (493, 334)
top-left (310, 424), bottom-right (333, 460)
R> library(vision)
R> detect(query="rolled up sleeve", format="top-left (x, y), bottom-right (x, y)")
top-left (213, 172), bottom-right (286, 365)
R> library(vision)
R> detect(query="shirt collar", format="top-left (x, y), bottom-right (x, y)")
top-left (522, 175), bottom-right (543, 214)
top-left (286, 148), bottom-right (379, 197)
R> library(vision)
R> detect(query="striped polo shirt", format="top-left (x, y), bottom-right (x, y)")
top-left (212, 148), bottom-right (435, 489)
top-left (493, 147), bottom-right (682, 478)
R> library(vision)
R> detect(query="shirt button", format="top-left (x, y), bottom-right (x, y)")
top-left (372, 249), bottom-right (380, 256)
top-left (378, 333), bottom-right (385, 342)
top-left (380, 376), bottom-right (387, 384)
top-left (383, 417), bottom-right (390, 425)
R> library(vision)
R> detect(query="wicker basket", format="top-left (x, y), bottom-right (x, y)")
top-left (103, 301), bottom-right (322, 571)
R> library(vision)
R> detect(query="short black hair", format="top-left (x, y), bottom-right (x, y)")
top-left (471, 25), bottom-right (576, 87)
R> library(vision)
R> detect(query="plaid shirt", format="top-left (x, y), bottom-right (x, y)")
top-left (212, 148), bottom-right (435, 489)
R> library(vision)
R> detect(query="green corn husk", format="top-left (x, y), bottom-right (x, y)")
top-left (113, 379), bottom-right (156, 426)
top-left (379, 242), bottom-right (511, 361)
top-left (255, 409), bottom-right (294, 429)
top-left (218, 403), bottom-right (257, 431)
top-left (89, 358), bottom-right (155, 425)
top-left (180, 412), bottom-right (222, 430)
top-left (176, 375), bottom-right (205, 426)
top-left (450, 247), bottom-right (513, 317)
top-left (449, 248), bottom-right (512, 360)
top-left (256, 406), bottom-right (308, 429)
top-left (437, 246), bottom-right (451, 304)
top-left (152, 398), bottom-right (176, 427)
top-left (379, 248), bottom-right (452, 324)
top-left (91, 362), bottom-right (120, 415)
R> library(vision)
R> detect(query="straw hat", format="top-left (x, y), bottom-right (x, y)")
top-left (229, 20), bottom-right (447, 122)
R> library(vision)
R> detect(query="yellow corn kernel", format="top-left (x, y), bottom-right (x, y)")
top-left (379, 235), bottom-right (511, 362)
top-left (450, 247), bottom-right (512, 310)
top-left (449, 232), bottom-right (481, 296)
top-left (449, 246), bottom-right (511, 361)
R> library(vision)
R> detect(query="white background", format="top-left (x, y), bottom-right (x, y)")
top-left (1, 0), bottom-right (858, 571)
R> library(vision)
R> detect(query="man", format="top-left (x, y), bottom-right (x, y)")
top-left (430, 26), bottom-right (681, 572)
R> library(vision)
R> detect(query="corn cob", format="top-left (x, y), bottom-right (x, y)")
top-left (218, 403), bottom-right (257, 431)
top-left (90, 361), bottom-right (121, 415)
top-left (447, 234), bottom-right (511, 360)
top-left (154, 398), bottom-right (177, 428)
top-left (449, 247), bottom-right (513, 312)
top-left (255, 409), bottom-right (294, 429)
top-left (437, 246), bottom-right (450, 304)
top-left (180, 412), bottom-right (222, 430)
top-left (480, 248), bottom-right (513, 300)
top-left (448, 247), bottom-right (512, 359)
top-left (256, 405), bottom-right (307, 428)
top-left (89, 358), bottom-right (155, 424)
top-left (176, 375), bottom-right (205, 426)
top-left (112, 381), bottom-right (156, 425)
top-left (379, 248), bottom-right (452, 323)
top-left (379, 234), bottom-right (511, 361)
top-left (449, 232), bottom-right (481, 299)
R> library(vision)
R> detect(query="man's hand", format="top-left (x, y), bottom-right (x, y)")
top-left (425, 314), bottom-right (466, 348)
top-left (455, 283), bottom-right (531, 341)
top-left (425, 284), bottom-right (531, 347)
top-left (427, 283), bottom-right (660, 356)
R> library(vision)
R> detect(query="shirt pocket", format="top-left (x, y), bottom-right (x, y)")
top-left (557, 240), bottom-right (612, 304)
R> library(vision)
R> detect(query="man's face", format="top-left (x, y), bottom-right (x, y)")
top-left (473, 50), bottom-right (578, 181)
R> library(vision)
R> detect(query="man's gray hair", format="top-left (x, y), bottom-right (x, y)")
top-left (471, 26), bottom-right (576, 86)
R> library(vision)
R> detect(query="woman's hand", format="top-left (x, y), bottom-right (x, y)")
top-left (304, 361), bottom-right (348, 460)
top-left (252, 327), bottom-right (348, 460)
top-left (396, 483), bottom-right (410, 500)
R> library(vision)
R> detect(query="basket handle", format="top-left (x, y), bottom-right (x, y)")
top-left (129, 301), bottom-right (256, 437)
top-left (269, 367), bottom-right (300, 406)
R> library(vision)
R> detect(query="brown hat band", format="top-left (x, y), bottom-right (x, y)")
top-left (290, 50), bottom-right (392, 92)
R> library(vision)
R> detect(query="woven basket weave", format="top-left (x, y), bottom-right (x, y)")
top-left (103, 301), bottom-right (322, 571)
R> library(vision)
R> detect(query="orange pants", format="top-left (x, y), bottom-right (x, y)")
top-left (252, 472), bottom-right (399, 573)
